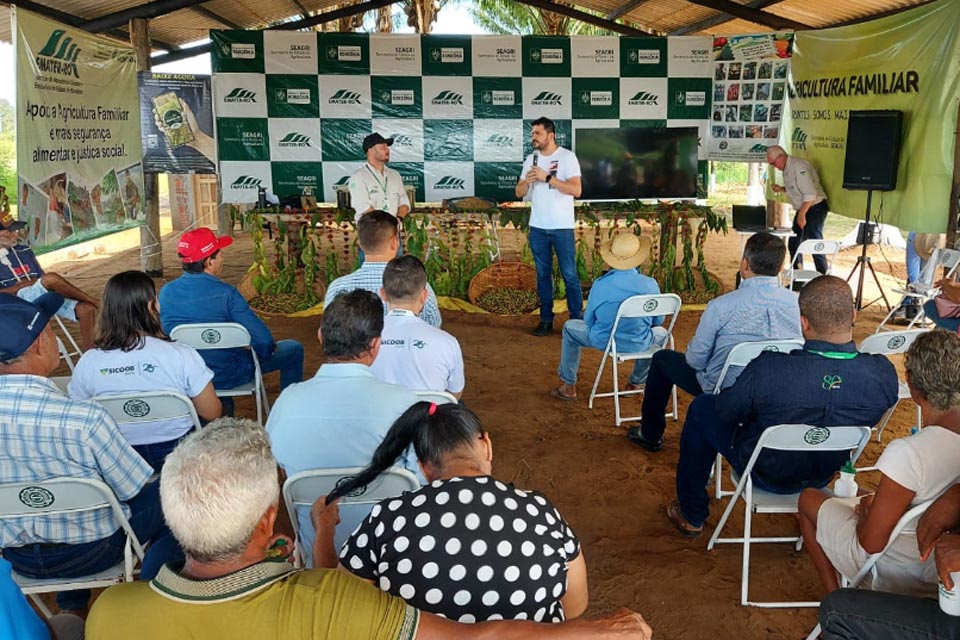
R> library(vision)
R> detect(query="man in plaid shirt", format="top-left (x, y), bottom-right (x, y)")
top-left (0, 293), bottom-right (181, 614)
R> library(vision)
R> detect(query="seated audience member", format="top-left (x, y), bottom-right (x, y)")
top-left (370, 256), bottom-right (465, 398)
top-left (0, 213), bottom-right (98, 350)
top-left (664, 276), bottom-right (898, 537)
top-left (629, 231), bottom-right (801, 451)
top-left (0, 557), bottom-right (85, 640)
top-left (318, 402), bottom-right (587, 623)
top-left (798, 329), bottom-right (960, 596)
top-left (0, 293), bottom-right (181, 614)
top-left (158, 227), bottom-right (304, 410)
top-left (266, 289), bottom-right (419, 564)
top-left (86, 418), bottom-right (654, 639)
top-left (325, 210), bottom-right (442, 327)
top-left (924, 272), bottom-right (960, 333)
top-left (68, 271), bottom-right (221, 471)
top-left (817, 483), bottom-right (960, 639)
top-left (551, 233), bottom-right (660, 401)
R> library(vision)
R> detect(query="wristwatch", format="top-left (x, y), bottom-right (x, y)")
top-left (545, 174), bottom-right (553, 184)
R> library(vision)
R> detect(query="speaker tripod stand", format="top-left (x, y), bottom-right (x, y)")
top-left (845, 189), bottom-right (891, 312)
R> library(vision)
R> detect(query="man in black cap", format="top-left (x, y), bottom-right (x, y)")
top-left (348, 132), bottom-right (410, 224)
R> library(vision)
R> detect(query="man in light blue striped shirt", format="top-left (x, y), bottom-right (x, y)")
top-left (0, 293), bottom-right (180, 613)
top-left (629, 232), bottom-right (802, 452)
top-left (324, 210), bottom-right (442, 328)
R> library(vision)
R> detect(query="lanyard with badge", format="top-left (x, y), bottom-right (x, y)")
top-left (366, 165), bottom-right (391, 211)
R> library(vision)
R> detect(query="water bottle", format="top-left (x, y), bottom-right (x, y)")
top-left (257, 186), bottom-right (267, 210)
top-left (833, 461), bottom-right (858, 498)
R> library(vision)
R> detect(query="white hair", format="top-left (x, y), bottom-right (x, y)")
top-left (160, 418), bottom-right (279, 563)
top-left (766, 145), bottom-right (786, 162)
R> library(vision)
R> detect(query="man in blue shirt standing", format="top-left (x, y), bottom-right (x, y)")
top-left (664, 276), bottom-right (898, 537)
top-left (629, 232), bottom-right (801, 451)
top-left (158, 228), bottom-right (304, 409)
top-left (551, 233), bottom-right (660, 401)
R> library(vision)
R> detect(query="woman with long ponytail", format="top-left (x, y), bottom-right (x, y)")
top-left (316, 401), bottom-right (589, 624)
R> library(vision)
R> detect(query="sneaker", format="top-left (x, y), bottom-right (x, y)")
top-left (532, 322), bottom-right (553, 337)
top-left (627, 427), bottom-right (663, 452)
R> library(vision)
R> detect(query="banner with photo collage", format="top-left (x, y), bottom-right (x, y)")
top-left (706, 32), bottom-right (794, 162)
top-left (210, 32), bottom-right (713, 204)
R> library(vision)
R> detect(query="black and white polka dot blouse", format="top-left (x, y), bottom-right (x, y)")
top-left (338, 475), bottom-right (581, 623)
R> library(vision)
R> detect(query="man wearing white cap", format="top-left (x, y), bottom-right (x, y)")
top-left (551, 232), bottom-right (660, 401)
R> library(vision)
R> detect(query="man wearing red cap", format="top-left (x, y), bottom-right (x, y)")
top-left (158, 228), bottom-right (304, 409)
top-left (0, 212), bottom-right (98, 350)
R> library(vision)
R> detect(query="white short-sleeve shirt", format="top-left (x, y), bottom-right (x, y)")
top-left (782, 156), bottom-right (826, 210)
top-left (348, 163), bottom-right (410, 222)
top-left (370, 309), bottom-right (465, 394)
top-left (68, 336), bottom-right (213, 446)
top-left (520, 147), bottom-right (581, 230)
top-left (877, 426), bottom-right (960, 502)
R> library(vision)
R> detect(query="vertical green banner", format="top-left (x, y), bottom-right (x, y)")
top-left (422, 35), bottom-right (473, 76)
top-left (522, 36), bottom-right (571, 77)
top-left (318, 33), bottom-right (370, 75)
top-left (211, 31), bottom-right (265, 74)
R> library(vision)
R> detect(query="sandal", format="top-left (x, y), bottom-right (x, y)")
top-left (550, 386), bottom-right (577, 402)
top-left (666, 500), bottom-right (703, 538)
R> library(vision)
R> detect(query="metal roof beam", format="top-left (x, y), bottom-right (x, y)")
top-left (830, 0), bottom-right (935, 27)
top-left (287, 0), bottom-right (313, 21)
top-left (80, 0), bottom-right (213, 33)
top-left (685, 0), bottom-right (810, 31)
top-left (509, 0), bottom-right (653, 35)
top-left (191, 5), bottom-right (243, 29)
top-left (606, 0), bottom-right (654, 21)
top-left (670, 0), bottom-right (783, 34)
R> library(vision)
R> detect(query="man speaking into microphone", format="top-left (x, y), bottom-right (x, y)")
top-left (516, 117), bottom-right (584, 337)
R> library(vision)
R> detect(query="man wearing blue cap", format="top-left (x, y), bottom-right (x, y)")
top-left (0, 293), bottom-right (181, 614)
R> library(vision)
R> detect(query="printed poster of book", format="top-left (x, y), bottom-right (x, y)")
top-left (707, 32), bottom-right (793, 162)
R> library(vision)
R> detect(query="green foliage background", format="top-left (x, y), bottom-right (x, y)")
top-left (0, 99), bottom-right (15, 204)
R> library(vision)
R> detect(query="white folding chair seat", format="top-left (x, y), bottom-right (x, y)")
top-left (707, 424), bottom-right (872, 608)
top-left (588, 294), bottom-right (682, 427)
top-left (170, 322), bottom-right (270, 424)
top-left (282, 467), bottom-right (420, 568)
top-left (414, 390), bottom-right (458, 405)
top-left (877, 248), bottom-right (960, 332)
top-left (710, 339), bottom-right (805, 500)
top-left (804, 500), bottom-right (933, 640)
top-left (858, 329), bottom-right (926, 442)
top-left (0, 477), bottom-right (145, 618)
top-left (787, 239), bottom-right (841, 289)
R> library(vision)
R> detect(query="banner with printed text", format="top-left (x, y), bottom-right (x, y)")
top-left (139, 72), bottom-right (216, 174)
top-left (211, 32), bottom-right (712, 204)
top-left (706, 32), bottom-right (794, 161)
top-left (786, 0), bottom-right (960, 232)
top-left (14, 8), bottom-right (144, 252)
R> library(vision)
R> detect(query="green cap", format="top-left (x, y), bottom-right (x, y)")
top-left (840, 461), bottom-right (856, 475)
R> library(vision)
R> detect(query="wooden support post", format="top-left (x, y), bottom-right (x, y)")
top-left (947, 99), bottom-right (960, 250)
top-left (130, 18), bottom-right (163, 277)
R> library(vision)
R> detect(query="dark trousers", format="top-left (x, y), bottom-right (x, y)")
top-left (4, 480), bottom-right (183, 611)
top-left (640, 350), bottom-right (704, 442)
top-left (788, 200), bottom-right (830, 274)
top-left (132, 436), bottom-right (184, 473)
top-left (821, 589), bottom-right (958, 640)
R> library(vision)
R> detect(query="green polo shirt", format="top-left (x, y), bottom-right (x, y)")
top-left (87, 561), bottom-right (419, 640)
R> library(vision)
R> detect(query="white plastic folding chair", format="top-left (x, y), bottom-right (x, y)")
top-left (859, 329), bottom-right (926, 443)
top-left (588, 293), bottom-right (683, 426)
top-left (53, 316), bottom-right (82, 372)
top-left (170, 322), bottom-right (270, 425)
top-left (804, 500), bottom-right (933, 640)
top-left (0, 477), bottom-right (145, 618)
top-left (711, 339), bottom-right (805, 500)
top-left (706, 424), bottom-right (873, 608)
top-left (788, 239), bottom-right (841, 289)
top-left (92, 391), bottom-right (202, 434)
top-left (414, 390), bottom-right (458, 405)
top-left (282, 467), bottom-right (420, 568)
top-left (50, 376), bottom-right (71, 394)
top-left (877, 248), bottom-right (960, 332)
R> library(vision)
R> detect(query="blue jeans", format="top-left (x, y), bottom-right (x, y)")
top-left (3, 481), bottom-right (183, 611)
top-left (924, 299), bottom-right (960, 332)
top-left (529, 227), bottom-right (583, 323)
top-left (640, 350), bottom-right (704, 443)
top-left (558, 320), bottom-right (650, 386)
top-left (259, 339), bottom-right (305, 392)
top-left (821, 589), bottom-right (958, 640)
top-left (133, 436), bottom-right (186, 473)
top-left (904, 232), bottom-right (927, 305)
top-left (789, 200), bottom-right (830, 275)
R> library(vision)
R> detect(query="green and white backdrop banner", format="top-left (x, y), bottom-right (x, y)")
top-left (211, 32), bottom-right (713, 203)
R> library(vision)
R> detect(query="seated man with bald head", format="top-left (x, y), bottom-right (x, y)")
top-left (664, 276), bottom-right (899, 537)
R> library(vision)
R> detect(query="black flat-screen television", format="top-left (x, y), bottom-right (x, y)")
top-left (575, 127), bottom-right (699, 200)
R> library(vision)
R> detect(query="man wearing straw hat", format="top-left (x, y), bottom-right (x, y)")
top-left (551, 232), bottom-right (659, 401)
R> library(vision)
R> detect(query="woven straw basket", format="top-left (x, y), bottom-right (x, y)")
top-left (467, 261), bottom-right (538, 307)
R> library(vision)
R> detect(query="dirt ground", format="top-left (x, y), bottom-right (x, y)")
top-left (44, 222), bottom-right (919, 639)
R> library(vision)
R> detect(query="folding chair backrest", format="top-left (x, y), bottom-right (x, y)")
top-left (713, 339), bottom-right (805, 394)
top-left (170, 323), bottom-right (253, 351)
top-left (938, 248), bottom-right (960, 278)
top-left (742, 424), bottom-right (872, 474)
top-left (414, 390), bottom-right (458, 405)
top-left (0, 477), bottom-right (144, 558)
top-left (859, 329), bottom-right (926, 356)
top-left (610, 293), bottom-right (683, 342)
top-left (283, 467), bottom-right (420, 511)
top-left (93, 391), bottom-right (202, 431)
top-left (795, 239), bottom-right (841, 258)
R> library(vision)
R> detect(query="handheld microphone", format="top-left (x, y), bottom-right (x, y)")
top-left (532, 150), bottom-right (539, 167)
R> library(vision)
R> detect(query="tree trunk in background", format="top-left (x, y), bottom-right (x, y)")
top-left (404, 0), bottom-right (439, 33)
top-left (130, 19), bottom-right (163, 276)
top-left (377, 6), bottom-right (393, 32)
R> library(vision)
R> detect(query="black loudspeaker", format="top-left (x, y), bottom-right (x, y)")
top-left (842, 110), bottom-right (903, 191)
